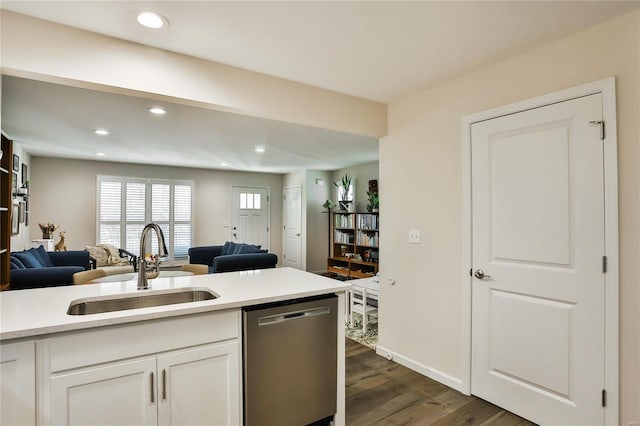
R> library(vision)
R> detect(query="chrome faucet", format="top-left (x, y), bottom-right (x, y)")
top-left (137, 223), bottom-right (169, 290)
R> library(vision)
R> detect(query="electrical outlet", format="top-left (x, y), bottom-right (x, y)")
top-left (409, 229), bottom-right (421, 244)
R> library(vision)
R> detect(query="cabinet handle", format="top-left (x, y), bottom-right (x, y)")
top-left (150, 372), bottom-right (155, 403)
top-left (162, 369), bottom-right (167, 400)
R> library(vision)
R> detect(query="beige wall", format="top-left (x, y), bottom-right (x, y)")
top-left (1, 11), bottom-right (386, 138)
top-left (380, 10), bottom-right (639, 423)
top-left (29, 157), bottom-right (283, 262)
top-left (306, 170), bottom-right (332, 272)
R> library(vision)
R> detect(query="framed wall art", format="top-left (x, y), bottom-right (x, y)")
top-left (12, 172), bottom-right (17, 196)
top-left (11, 203), bottom-right (19, 234)
top-left (21, 163), bottom-right (28, 185)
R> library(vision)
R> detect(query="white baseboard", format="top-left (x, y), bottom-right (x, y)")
top-left (375, 345), bottom-right (466, 394)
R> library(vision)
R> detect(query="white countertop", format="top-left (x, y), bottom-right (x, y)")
top-left (0, 268), bottom-right (351, 341)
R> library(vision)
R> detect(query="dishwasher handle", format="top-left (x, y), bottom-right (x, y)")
top-left (258, 306), bottom-right (331, 326)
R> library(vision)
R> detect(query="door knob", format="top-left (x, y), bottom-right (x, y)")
top-left (474, 269), bottom-right (491, 279)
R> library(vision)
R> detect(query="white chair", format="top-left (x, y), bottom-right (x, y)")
top-left (349, 280), bottom-right (379, 333)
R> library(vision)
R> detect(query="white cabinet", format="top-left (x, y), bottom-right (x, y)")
top-left (0, 341), bottom-right (36, 426)
top-left (49, 342), bottom-right (240, 426)
top-left (46, 310), bottom-right (241, 426)
top-left (30, 239), bottom-right (55, 251)
top-left (158, 342), bottom-right (240, 426)
top-left (50, 357), bottom-right (158, 426)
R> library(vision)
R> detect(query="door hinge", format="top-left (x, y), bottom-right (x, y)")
top-left (602, 389), bottom-right (607, 407)
top-left (602, 255), bottom-right (607, 273)
top-left (589, 120), bottom-right (605, 140)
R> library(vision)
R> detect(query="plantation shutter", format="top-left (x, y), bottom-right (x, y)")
top-left (173, 185), bottom-right (192, 258)
top-left (97, 176), bottom-right (193, 262)
top-left (98, 179), bottom-right (122, 247)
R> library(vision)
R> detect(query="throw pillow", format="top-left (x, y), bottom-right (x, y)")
top-left (29, 247), bottom-right (53, 268)
top-left (236, 244), bottom-right (261, 254)
top-left (221, 241), bottom-right (233, 256)
top-left (34, 245), bottom-right (54, 267)
top-left (85, 246), bottom-right (109, 267)
top-left (13, 251), bottom-right (44, 268)
top-left (10, 256), bottom-right (25, 269)
top-left (100, 244), bottom-right (130, 266)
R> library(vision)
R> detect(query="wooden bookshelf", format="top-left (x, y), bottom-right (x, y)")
top-left (1, 133), bottom-right (13, 290)
top-left (327, 211), bottom-right (379, 280)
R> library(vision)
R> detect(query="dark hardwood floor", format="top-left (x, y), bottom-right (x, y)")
top-left (345, 339), bottom-right (536, 425)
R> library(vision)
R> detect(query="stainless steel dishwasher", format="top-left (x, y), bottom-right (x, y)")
top-left (243, 295), bottom-right (338, 426)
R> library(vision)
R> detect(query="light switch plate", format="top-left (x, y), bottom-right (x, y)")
top-left (409, 229), bottom-right (420, 244)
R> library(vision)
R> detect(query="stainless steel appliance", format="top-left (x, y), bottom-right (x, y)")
top-left (243, 295), bottom-right (338, 426)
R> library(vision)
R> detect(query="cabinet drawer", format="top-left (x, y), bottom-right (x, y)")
top-left (49, 309), bottom-right (240, 372)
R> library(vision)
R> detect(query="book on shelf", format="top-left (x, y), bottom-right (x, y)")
top-left (357, 213), bottom-right (379, 230)
top-left (356, 230), bottom-right (379, 247)
top-left (334, 213), bottom-right (353, 228)
top-left (334, 230), bottom-right (354, 244)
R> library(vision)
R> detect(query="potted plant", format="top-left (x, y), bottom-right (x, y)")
top-left (334, 174), bottom-right (353, 211)
top-left (322, 199), bottom-right (336, 210)
top-left (367, 191), bottom-right (379, 212)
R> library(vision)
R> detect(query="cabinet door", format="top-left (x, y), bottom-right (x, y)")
top-left (1, 341), bottom-right (36, 426)
top-left (157, 341), bottom-right (240, 426)
top-left (50, 357), bottom-right (157, 426)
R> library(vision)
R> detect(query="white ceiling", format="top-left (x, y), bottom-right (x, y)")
top-left (2, 75), bottom-right (378, 173)
top-left (1, 1), bottom-right (637, 172)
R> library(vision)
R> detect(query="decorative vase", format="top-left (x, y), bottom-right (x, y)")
top-left (339, 200), bottom-right (352, 212)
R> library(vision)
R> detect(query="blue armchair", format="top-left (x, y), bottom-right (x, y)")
top-left (188, 242), bottom-right (278, 273)
top-left (10, 246), bottom-right (91, 290)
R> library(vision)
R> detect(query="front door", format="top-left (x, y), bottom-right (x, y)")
top-left (231, 187), bottom-right (269, 250)
top-left (471, 94), bottom-right (605, 424)
top-left (283, 185), bottom-right (303, 269)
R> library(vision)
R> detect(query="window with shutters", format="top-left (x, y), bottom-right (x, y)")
top-left (97, 176), bottom-right (193, 262)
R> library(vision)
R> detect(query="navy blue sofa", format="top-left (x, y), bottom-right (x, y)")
top-left (188, 242), bottom-right (278, 273)
top-left (10, 246), bottom-right (91, 290)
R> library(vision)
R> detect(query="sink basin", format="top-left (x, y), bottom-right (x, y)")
top-left (67, 288), bottom-right (218, 315)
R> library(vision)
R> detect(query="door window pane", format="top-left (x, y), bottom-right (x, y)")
top-left (240, 192), bottom-right (261, 210)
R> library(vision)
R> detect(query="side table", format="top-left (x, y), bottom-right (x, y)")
top-left (30, 239), bottom-right (55, 251)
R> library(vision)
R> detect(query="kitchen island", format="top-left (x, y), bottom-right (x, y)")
top-left (0, 267), bottom-right (351, 425)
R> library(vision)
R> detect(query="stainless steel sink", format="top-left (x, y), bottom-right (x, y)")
top-left (67, 288), bottom-right (218, 315)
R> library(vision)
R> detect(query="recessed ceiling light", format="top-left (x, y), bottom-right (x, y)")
top-left (221, 163), bottom-right (228, 167)
top-left (137, 11), bottom-right (167, 29)
top-left (96, 152), bottom-right (106, 157)
top-left (254, 147), bottom-right (265, 153)
top-left (94, 129), bottom-right (110, 136)
top-left (148, 106), bottom-right (166, 115)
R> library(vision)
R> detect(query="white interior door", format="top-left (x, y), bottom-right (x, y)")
top-left (231, 187), bottom-right (269, 249)
top-left (283, 185), bottom-right (303, 269)
top-left (471, 94), bottom-right (605, 425)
